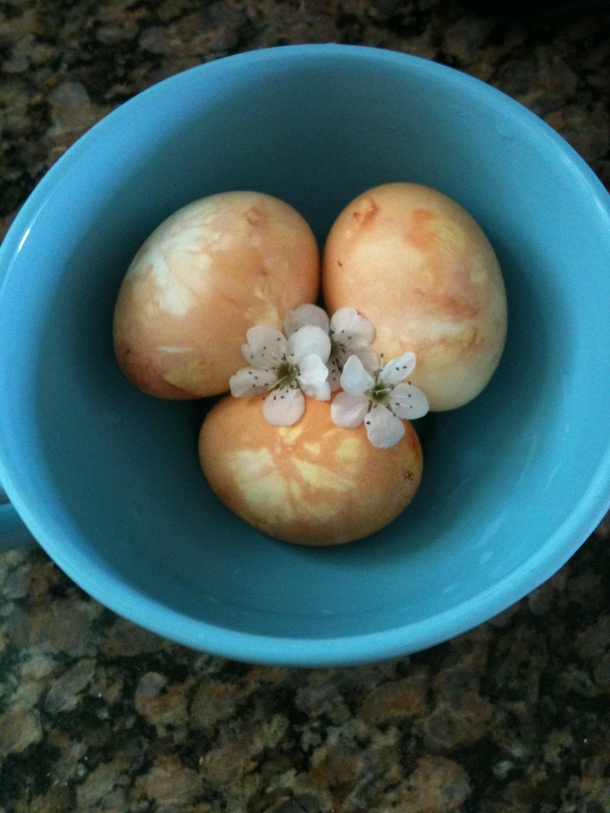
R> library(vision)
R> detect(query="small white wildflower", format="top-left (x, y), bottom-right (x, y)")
top-left (331, 352), bottom-right (429, 448)
top-left (284, 304), bottom-right (377, 390)
top-left (229, 324), bottom-right (331, 426)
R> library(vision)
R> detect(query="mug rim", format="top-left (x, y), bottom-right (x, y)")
top-left (1, 43), bottom-right (610, 666)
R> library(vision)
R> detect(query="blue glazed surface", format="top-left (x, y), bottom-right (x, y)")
top-left (0, 492), bottom-right (36, 552)
top-left (0, 44), bottom-right (609, 666)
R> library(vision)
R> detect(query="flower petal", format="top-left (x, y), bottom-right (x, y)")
top-left (330, 307), bottom-right (375, 346)
top-left (346, 344), bottom-right (379, 374)
top-left (340, 354), bottom-right (374, 396)
top-left (330, 392), bottom-right (370, 429)
top-left (314, 380), bottom-right (331, 401)
top-left (327, 359), bottom-right (342, 392)
top-left (284, 304), bottom-right (329, 337)
top-left (229, 366), bottom-right (276, 397)
top-left (365, 405), bottom-right (406, 449)
top-left (263, 387), bottom-right (305, 426)
top-left (389, 382), bottom-right (430, 420)
top-left (288, 325), bottom-right (331, 365)
top-left (242, 326), bottom-right (287, 369)
top-left (380, 351), bottom-right (416, 385)
top-left (298, 354), bottom-right (331, 400)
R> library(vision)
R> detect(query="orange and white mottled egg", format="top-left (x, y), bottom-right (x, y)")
top-left (114, 192), bottom-right (320, 399)
top-left (322, 183), bottom-right (507, 411)
top-left (199, 396), bottom-right (423, 546)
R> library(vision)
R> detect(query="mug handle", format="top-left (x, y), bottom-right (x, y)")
top-left (0, 482), bottom-right (36, 552)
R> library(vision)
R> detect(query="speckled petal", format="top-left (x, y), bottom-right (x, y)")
top-left (330, 307), bottom-right (375, 345)
top-left (365, 405), bottom-right (405, 449)
top-left (242, 326), bottom-right (287, 369)
top-left (263, 387), bottom-right (305, 426)
top-left (327, 359), bottom-right (342, 391)
top-left (380, 351), bottom-right (416, 386)
top-left (229, 366), bottom-right (276, 397)
top-left (390, 382), bottom-right (430, 420)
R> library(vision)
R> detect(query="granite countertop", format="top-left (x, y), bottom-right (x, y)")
top-left (1, 2), bottom-right (610, 811)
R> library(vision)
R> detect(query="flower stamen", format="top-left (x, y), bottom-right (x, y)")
top-left (272, 358), bottom-right (299, 390)
top-left (368, 373), bottom-right (393, 404)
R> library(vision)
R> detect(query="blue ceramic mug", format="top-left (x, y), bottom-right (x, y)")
top-left (1, 45), bottom-right (609, 666)
top-left (0, 485), bottom-right (36, 551)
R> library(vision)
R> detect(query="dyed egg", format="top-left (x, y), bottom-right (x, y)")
top-left (322, 183), bottom-right (507, 411)
top-left (114, 192), bottom-right (319, 398)
top-left (199, 396), bottom-right (423, 546)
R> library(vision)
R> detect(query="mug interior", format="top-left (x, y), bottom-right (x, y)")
top-left (1, 46), bottom-right (610, 663)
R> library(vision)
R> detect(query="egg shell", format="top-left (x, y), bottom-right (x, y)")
top-left (199, 395), bottom-right (423, 547)
top-left (114, 192), bottom-right (319, 399)
top-left (322, 183), bottom-right (507, 411)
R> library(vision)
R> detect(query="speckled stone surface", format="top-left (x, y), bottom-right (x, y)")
top-left (1, 2), bottom-right (610, 811)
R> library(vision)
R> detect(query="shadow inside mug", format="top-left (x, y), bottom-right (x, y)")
top-left (31, 174), bottom-right (564, 637)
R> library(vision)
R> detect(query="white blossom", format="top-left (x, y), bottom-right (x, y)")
top-left (284, 304), bottom-right (377, 390)
top-left (331, 351), bottom-right (429, 448)
top-left (229, 324), bottom-right (331, 426)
